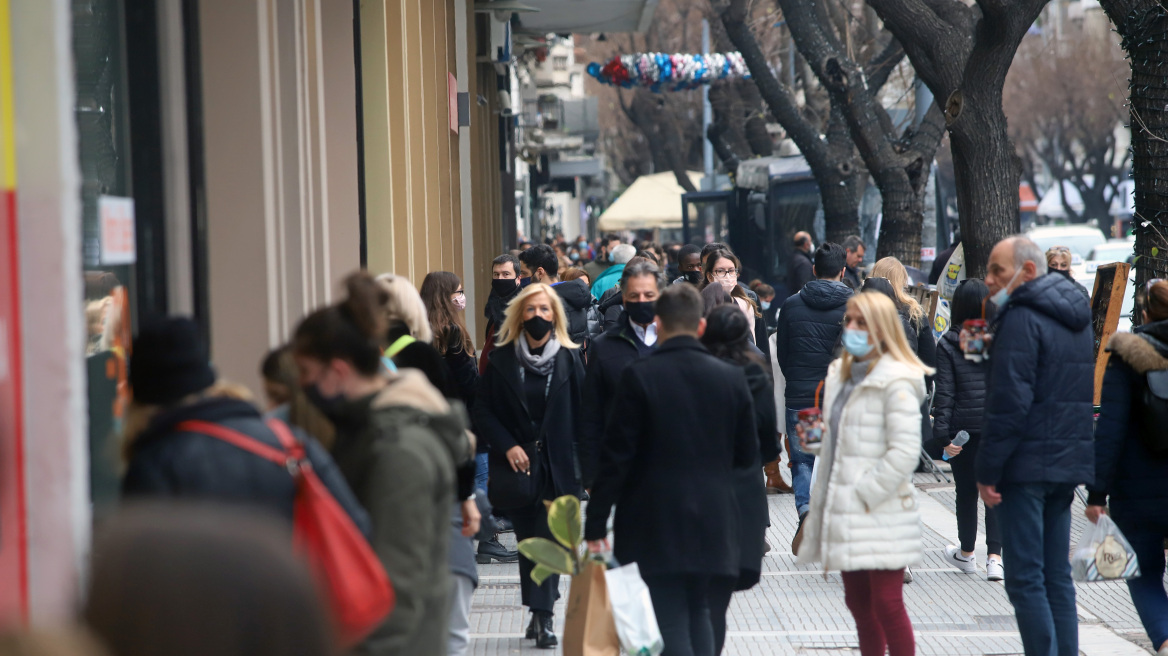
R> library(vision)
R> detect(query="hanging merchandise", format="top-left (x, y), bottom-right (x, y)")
top-left (586, 51), bottom-right (751, 91)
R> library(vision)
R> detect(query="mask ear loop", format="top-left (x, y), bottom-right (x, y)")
top-left (981, 296), bottom-right (987, 321)
top-left (814, 379), bottom-right (824, 410)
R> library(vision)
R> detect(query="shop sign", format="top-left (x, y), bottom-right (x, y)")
top-left (99, 195), bottom-right (135, 266)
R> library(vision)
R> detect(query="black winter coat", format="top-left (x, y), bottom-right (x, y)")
top-left (438, 325), bottom-right (479, 412)
top-left (553, 279), bottom-right (594, 347)
top-left (123, 397), bottom-right (371, 536)
top-left (733, 361), bottom-right (779, 590)
top-left (978, 273), bottom-right (1095, 487)
top-left (474, 342), bottom-right (586, 506)
top-left (932, 331), bottom-right (988, 446)
top-left (775, 280), bottom-right (852, 409)
top-left (598, 286), bottom-right (624, 333)
top-left (580, 314), bottom-right (654, 487)
top-left (1088, 324), bottom-right (1168, 525)
top-left (584, 337), bottom-right (758, 579)
top-left (787, 249), bottom-right (814, 293)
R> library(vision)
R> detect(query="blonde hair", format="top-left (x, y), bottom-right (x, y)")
top-left (840, 292), bottom-right (934, 380)
top-left (495, 283), bottom-right (580, 349)
top-left (374, 273), bottom-right (434, 344)
top-left (870, 257), bottom-right (924, 326)
top-left (1045, 246), bottom-right (1072, 269)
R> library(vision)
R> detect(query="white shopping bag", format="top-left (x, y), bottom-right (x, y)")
top-left (604, 562), bottom-right (664, 656)
top-left (1071, 515), bottom-right (1141, 582)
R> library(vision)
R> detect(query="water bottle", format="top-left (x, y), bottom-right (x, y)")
top-left (943, 430), bottom-right (970, 461)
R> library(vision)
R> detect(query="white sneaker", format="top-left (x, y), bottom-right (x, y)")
top-left (944, 545), bottom-right (977, 574)
top-left (987, 559), bottom-right (1004, 582)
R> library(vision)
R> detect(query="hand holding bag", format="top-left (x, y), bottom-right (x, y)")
top-left (1072, 514), bottom-right (1141, 582)
top-left (487, 441), bottom-right (545, 510)
top-left (604, 562), bottom-right (664, 656)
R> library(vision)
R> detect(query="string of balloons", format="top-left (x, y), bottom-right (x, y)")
top-left (586, 52), bottom-right (751, 91)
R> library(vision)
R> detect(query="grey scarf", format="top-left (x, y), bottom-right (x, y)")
top-left (515, 336), bottom-right (560, 377)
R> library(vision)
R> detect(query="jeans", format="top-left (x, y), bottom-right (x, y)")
top-left (474, 452), bottom-right (489, 495)
top-left (785, 408), bottom-right (816, 516)
top-left (841, 569), bottom-right (914, 656)
top-left (1115, 519), bottom-right (1168, 650)
top-left (949, 438), bottom-right (1001, 555)
top-left (644, 574), bottom-right (734, 656)
top-left (997, 482), bottom-right (1078, 656)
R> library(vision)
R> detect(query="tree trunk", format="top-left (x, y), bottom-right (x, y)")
top-left (873, 174), bottom-right (926, 267)
top-left (823, 166), bottom-right (865, 244)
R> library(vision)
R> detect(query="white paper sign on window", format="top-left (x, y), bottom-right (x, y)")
top-left (100, 196), bottom-right (136, 266)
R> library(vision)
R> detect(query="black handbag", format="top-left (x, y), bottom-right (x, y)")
top-left (487, 441), bottom-right (546, 510)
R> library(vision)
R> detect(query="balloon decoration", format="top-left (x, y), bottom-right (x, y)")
top-left (586, 52), bottom-right (751, 91)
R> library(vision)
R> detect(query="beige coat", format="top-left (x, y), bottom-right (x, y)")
top-left (796, 356), bottom-right (925, 572)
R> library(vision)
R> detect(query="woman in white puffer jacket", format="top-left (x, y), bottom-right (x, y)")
top-left (796, 291), bottom-right (932, 656)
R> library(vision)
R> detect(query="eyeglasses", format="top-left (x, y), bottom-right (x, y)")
top-left (712, 268), bottom-right (738, 279)
top-left (452, 290), bottom-right (465, 298)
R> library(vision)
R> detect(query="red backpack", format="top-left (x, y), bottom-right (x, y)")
top-left (177, 418), bottom-right (395, 647)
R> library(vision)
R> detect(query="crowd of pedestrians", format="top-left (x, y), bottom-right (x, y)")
top-left (18, 229), bottom-right (1168, 656)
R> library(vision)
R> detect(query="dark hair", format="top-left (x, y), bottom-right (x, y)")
top-left (949, 279), bottom-right (995, 328)
top-left (420, 271), bottom-right (475, 357)
top-left (701, 283), bottom-right (733, 315)
top-left (794, 233), bottom-right (811, 247)
top-left (603, 233), bottom-right (621, 245)
top-left (1148, 280), bottom-right (1168, 322)
top-left (85, 271), bottom-right (122, 300)
top-left (260, 346), bottom-right (336, 449)
top-left (843, 235), bottom-right (865, 252)
top-left (700, 242), bottom-right (729, 262)
top-left (620, 260), bottom-right (663, 293)
top-left (656, 284), bottom-right (704, 333)
top-left (701, 305), bottom-right (763, 366)
top-left (85, 504), bottom-right (333, 656)
top-left (755, 283), bottom-right (775, 299)
top-left (292, 272), bottom-right (388, 377)
top-left (814, 242), bottom-right (848, 278)
top-left (700, 249), bottom-right (760, 318)
top-left (678, 244), bottom-right (701, 261)
top-left (562, 267), bottom-right (588, 284)
top-left (861, 276), bottom-right (897, 303)
top-left (261, 346), bottom-right (287, 383)
top-left (391, 341), bottom-right (456, 398)
top-left (519, 244), bottom-right (559, 279)
top-left (492, 253), bottom-right (520, 277)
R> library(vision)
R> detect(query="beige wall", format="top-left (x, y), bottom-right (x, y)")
top-left (200, 0), bottom-right (361, 394)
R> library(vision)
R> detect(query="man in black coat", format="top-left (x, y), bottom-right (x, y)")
top-left (579, 260), bottom-right (662, 488)
top-left (479, 254), bottom-right (521, 374)
top-left (787, 231), bottom-right (815, 293)
top-left (585, 284), bottom-right (758, 656)
top-left (520, 244), bottom-right (595, 350)
top-left (775, 242), bottom-right (851, 525)
top-left (979, 236), bottom-right (1094, 656)
top-left (842, 235), bottom-right (865, 289)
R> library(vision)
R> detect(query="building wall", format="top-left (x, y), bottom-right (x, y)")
top-left (199, 0), bottom-right (361, 394)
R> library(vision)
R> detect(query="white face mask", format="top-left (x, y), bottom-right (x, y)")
top-left (453, 296), bottom-right (467, 311)
top-left (719, 279), bottom-right (737, 294)
top-left (990, 268), bottom-right (1023, 308)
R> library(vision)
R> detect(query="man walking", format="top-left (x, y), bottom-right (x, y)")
top-left (980, 235), bottom-right (1094, 656)
top-left (519, 244), bottom-right (594, 349)
top-left (479, 254), bottom-right (521, 373)
top-left (672, 244), bottom-right (703, 286)
top-left (787, 231), bottom-right (815, 293)
top-left (585, 284), bottom-right (758, 656)
top-left (585, 233), bottom-right (621, 283)
top-left (775, 242), bottom-right (852, 549)
top-left (580, 260), bottom-right (663, 489)
top-left (842, 235), bottom-right (866, 289)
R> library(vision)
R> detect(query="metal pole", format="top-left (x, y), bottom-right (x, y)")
top-left (702, 19), bottom-right (713, 191)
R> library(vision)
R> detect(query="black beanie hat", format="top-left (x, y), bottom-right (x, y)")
top-left (129, 317), bottom-right (216, 405)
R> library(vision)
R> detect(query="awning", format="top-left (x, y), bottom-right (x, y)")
top-left (597, 171), bottom-right (703, 230)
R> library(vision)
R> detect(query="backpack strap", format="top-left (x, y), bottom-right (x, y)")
top-left (176, 419), bottom-right (302, 473)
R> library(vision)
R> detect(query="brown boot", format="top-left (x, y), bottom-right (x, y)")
top-left (764, 458), bottom-right (792, 494)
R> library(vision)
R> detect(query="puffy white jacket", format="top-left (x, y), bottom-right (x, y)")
top-left (796, 355), bottom-right (926, 572)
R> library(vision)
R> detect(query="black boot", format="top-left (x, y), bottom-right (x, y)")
top-left (534, 611), bottom-right (557, 649)
top-left (525, 614), bottom-right (537, 640)
top-left (476, 536), bottom-right (519, 564)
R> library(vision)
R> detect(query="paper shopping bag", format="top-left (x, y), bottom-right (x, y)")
top-left (562, 560), bottom-right (620, 656)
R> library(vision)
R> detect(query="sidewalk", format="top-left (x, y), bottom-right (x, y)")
top-left (469, 471), bottom-right (1159, 655)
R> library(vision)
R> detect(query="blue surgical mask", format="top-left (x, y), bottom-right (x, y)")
top-left (570, 252), bottom-right (579, 262)
top-left (990, 268), bottom-right (1023, 308)
top-left (842, 329), bottom-right (874, 358)
top-left (761, 300), bottom-right (772, 311)
top-left (608, 251), bottom-right (615, 263)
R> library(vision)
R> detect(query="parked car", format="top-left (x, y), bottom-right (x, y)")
top-left (1027, 225), bottom-right (1108, 260)
top-left (1087, 238), bottom-right (1136, 265)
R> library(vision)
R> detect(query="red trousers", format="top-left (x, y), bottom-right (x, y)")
top-left (841, 569), bottom-right (915, 656)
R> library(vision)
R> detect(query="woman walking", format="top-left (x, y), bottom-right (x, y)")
top-left (1088, 279), bottom-right (1168, 656)
top-left (934, 280), bottom-right (1003, 581)
top-left (421, 271), bottom-right (479, 411)
top-left (699, 304), bottom-right (779, 653)
top-left (797, 291), bottom-right (931, 656)
top-left (474, 283), bottom-right (585, 649)
top-left (699, 248), bottom-right (761, 344)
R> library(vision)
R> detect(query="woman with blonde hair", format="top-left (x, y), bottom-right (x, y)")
top-left (1045, 246), bottom-right (1090, 297)
top-left (797, 291), bottom-right (932, 656)
top-left (473, 283), bottom-right (585, 649)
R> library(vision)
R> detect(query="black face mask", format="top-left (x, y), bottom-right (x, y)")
top-left (524, 315), bottom-right (553, 341)
top-left (683, 270), bottom-right (703, 285)
top-left (625, 300), bottom-right (656, 325)
top-left (304, 383), bottom-right (346, 423)
top-left (492, 278), bottom-right (519, 296)
top-left (1053, 268), bottom-right (1073, 280)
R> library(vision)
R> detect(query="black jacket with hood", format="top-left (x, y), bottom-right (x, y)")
top-left (933, 330), bottom-right (988, 446)
top-left (977, 273), bottom-right (1095, 487)
top-left (775, 279), bottom-right (853, 409)
top-left (553, 278), bottom-right (596, 348)
top-left (1088, 322), bottom-right (1168, 525)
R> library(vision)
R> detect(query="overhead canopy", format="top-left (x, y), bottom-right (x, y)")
top-left (516, 0), bottom-right (659, 33)
top-left (597, 171), bottom-right (704, 230)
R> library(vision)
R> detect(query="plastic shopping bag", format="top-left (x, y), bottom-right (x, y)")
top-left (604, 562), bottom-right (664, 656)
top-left (1071, 515), bottom-right (1141, 582)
